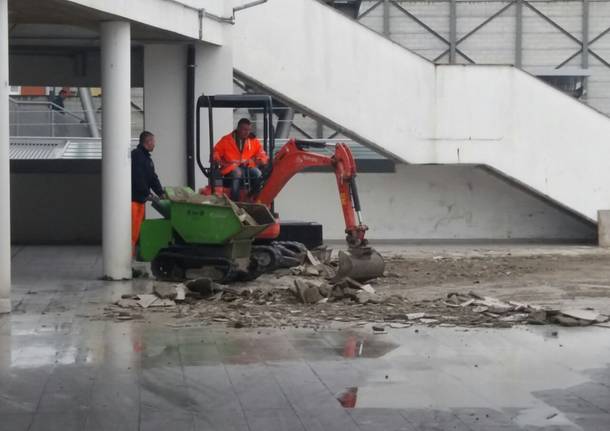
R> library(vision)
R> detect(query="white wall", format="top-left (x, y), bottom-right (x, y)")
top-left (235, 1), bottom-right (610, 221)
top-left (275, 164), bottom-right (594, 241)
top-left (233, 0), bottom-right (437, 160)
top-left (65, 0), bottom-right (227, 44)
top-left (433, 65), bottom-right (610, 221)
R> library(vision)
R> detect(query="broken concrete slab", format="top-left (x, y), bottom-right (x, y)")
top-left (137, 294), bottom-right (175, 309)
top-left (137, 294), bottom-right (158, 309)
top-left (473, 297), bottom-right (513, 314)
top-left (560, 308), bottom-right (603, 322)
top-left (306, 250), bottom-right (321, 267)
top-left (553, 315), bottom-right (584, 327)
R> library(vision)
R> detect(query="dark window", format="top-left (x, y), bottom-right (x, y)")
top-left (537, 75), bottom-right (585, 99)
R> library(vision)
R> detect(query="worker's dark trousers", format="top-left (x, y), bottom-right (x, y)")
top-left (227, 167), bottom-right (262, 201)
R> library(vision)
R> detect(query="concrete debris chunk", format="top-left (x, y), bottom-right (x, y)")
top-left (355, 292), bottom-right (382, 304)
top-left (473, 297), bottom-right (513, 314)
top-left (389, 323), bottom-right (411, 329)
top-left (175, 285), bottom-right (186, 302)
top-left (345, 277), bottom-right (376, 294)
top-left (406, 312), bottom-right (425, 320)
top-left (153, 282), bottom-right (179, 300)
top-left (115, 298), bottom-right (139, 309)
top-left (527, 309), bottom-right (547, 324)
top-left (137, 294), bottom-right (175, 309)
top-left (559, 308), bottom-right (602, 322)
top-left (498, 313), bottom-right (529, 322)
top-left (553, 315), bottom-right (583, 327)
top-left (137, 294), bottom-right (159, 309)
top-left (292, 279), bottom-right (324, 304)
top-left (306, 250), bottom-right (321, 267)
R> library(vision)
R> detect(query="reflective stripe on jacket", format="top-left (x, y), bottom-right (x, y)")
top-left (213, 132), bottom-right (269, 175)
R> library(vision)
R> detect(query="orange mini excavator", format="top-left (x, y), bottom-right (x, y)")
top-left (195, 94), bottom-right (384, 281)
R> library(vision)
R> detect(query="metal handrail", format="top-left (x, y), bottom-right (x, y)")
top-left (9, 97), bottom-right (87, 123)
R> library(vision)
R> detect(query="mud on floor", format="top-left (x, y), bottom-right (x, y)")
top-left (102, 252), bottom-right (610, 330)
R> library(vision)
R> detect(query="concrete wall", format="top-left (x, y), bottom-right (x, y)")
top-left (275, 164), bottom-right (595, 241)
top-left (7, 161), bottom-right (595, 243)
top-left (233, 0), bottom-right (437, 160)
top-left (10, 161), bottom-right (101, 244)
top-left (432, 65), bottom-right (610, 221)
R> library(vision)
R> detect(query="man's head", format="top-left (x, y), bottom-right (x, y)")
top-left (58, 89), bottom-right (67, 99)
top-left (139, 131), bottom-right (155, 152)
top-left (236, 118), bottom-right (252, 140)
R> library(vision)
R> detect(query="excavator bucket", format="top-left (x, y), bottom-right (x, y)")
top-left (332, 247), bottom-right (385, 282)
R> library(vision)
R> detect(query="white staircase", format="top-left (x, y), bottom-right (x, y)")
top-left (234, 0), bottom-right (610, 221)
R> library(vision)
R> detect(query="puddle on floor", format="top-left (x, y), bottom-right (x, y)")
top-left (331, 326), bottom-right (610, 428)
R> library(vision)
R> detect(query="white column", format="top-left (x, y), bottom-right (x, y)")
top-left (0, 0), bottom-right (10, 313)
top-left (143, 45), bottom-right (187, 188)
top-left (101, 21), bottom-right (131, 280)
top-left (195, 34), bottom-right (234, 189)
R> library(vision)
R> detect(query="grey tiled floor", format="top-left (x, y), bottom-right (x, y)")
top-left (1, 246), bottom-right (610, 430)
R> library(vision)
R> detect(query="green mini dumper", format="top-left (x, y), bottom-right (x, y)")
top-left (138, 187), bottom-right (277, 282)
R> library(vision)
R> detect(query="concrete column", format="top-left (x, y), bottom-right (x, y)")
top-left (195, 35), bottom-right (234, 189)
top-left (0, 0), bottom-right (10, 313)
top-left (101, 21), bottom-right (132, 280)
top-left (598, 210), bottom-right (610, 247)
top-left (143, 45), bottom-right (187, 188)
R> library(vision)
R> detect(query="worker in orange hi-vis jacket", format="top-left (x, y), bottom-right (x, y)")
top-left (213, 118), bottom-right (269, 201)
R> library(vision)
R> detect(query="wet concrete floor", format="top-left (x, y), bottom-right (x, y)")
top-left (2, 246), bottom-right (610, 430)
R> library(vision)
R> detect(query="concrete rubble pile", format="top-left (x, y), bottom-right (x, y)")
top-left (105, 251), bottom-right (610, 329)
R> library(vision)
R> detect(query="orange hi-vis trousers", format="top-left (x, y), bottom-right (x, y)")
top-left (131, 202), bottom-right (146, 257)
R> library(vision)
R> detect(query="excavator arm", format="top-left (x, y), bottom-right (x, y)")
top-left (255, 139), bottom-right (368, 247)
top-left (254, 139), bottom-right (385, 281)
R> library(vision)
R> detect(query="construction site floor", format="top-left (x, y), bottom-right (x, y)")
top-left (2, 245), bottom-right (610, 430)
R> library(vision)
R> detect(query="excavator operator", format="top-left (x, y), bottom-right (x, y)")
top-left (213, 118), bottom-right (269, 201)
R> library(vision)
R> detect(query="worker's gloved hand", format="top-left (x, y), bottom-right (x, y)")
top-left (148, 194), bottom-right (161, 204)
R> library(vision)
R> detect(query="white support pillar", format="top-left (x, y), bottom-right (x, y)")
top-left (0, 0), bottom-right (10, 313)
top-left (195, 36), bottom-right (234, 189)
top-left (143, 45), bottom-right (187, 188)
top-left (101, 21), bottom-right (132, 280)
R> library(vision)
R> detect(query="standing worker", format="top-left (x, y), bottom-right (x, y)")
top-left (131, 131), bottom-right (165, 257)
top-left (213, 118), bottom-right (269, 201)
top-left (50, 89), bottom-right (67, 112)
